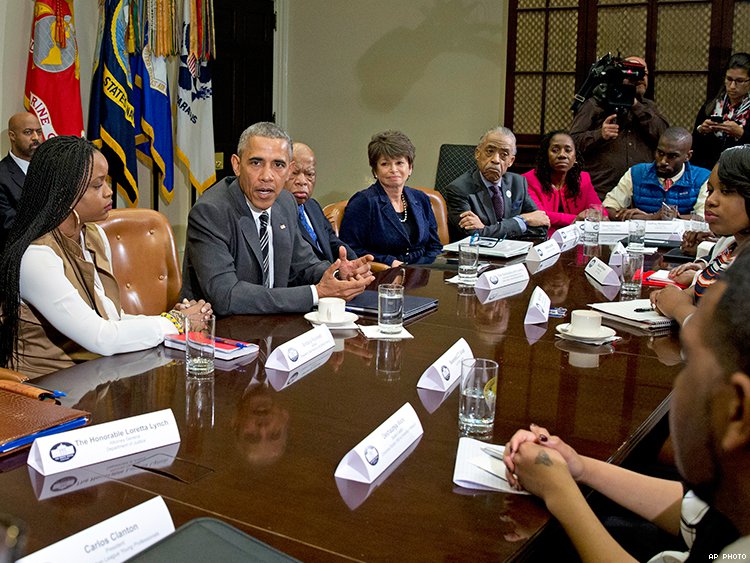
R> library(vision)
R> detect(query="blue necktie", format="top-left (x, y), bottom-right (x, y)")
top-left (298, 205), bottom-right (320, 249)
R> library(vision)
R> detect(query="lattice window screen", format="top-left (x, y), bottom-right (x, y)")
top-left (734, 2), bottom-right (750, 54)
top-left (596, 6), bottom-right (647, 60)
top-left (508, 0), bottom-right (744, 140)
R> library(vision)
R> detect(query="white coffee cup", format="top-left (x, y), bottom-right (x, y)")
top-left (318, 297), bottom-right (346, 322)
top-left (568, 310), bottom-right (604, 337)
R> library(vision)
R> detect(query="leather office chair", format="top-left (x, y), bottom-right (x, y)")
top-left (435, 144), bottom-right (476, 197)
top-left (322, 200), bottom-right (349, 236)
top-left (413, 186), bottom-right (450, 245)
top-left (98, 208), bottom-right (182, 316)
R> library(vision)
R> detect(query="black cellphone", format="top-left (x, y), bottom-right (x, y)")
top-left (710, 115), bottom-right (724, 123)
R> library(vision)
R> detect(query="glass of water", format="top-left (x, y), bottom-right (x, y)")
top-left (620, 252), bottom-right (644, 297)
top-left (628, 220), bottom-right (646, 251)
top-left (378, 283), bottom-right (404, 333)
top-left (185, 313), bottom-right (216, 378)
top-left (459, 358), bottom-right (498, 438)
top-left (583, 205), bottom-right (602, 246)
top-left (458, 242), bottom-right (479, 286)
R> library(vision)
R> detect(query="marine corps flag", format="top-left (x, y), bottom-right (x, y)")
top-left (24, 0), bottom-right (84, 138)
top-left (175, 0), bottom-right (216, 194)
top-left (88, 0), bottom-right (139, 206)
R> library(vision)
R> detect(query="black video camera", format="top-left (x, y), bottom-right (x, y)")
top-left (571, 53), bottom-right (646, 116)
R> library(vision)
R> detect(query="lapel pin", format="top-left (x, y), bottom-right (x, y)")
top-left (280, 224), bottom-right (286, 229)
top-left (506, 190), bottom-right (512, 198)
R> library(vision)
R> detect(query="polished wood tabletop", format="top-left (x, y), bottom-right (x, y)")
top-left (0, 243), bottom-right (686, 562)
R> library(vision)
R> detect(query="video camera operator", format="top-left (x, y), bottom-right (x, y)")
top-left (570, 55), bottom-right (669, 200)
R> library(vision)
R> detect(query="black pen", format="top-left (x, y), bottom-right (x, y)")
top-left (634, 307), bottom-right (654, 313)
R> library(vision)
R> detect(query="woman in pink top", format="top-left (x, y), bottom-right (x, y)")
top-left (523, 131), bottom-right (605, 234)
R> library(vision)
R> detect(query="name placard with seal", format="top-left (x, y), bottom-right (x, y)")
top-left (524, 286), bottom-right (551, 324)
top-left (551, 224), bottom-right (580, 250)
top-left (17, 496), bottom-right (174, 563)
top-left (335, 403), bottom-right (423, 484)
top-left (417, 338), bottom-right (472, 391)
top-left (27, 409), bottom-right (180, 476)
top-left (525, 239), bottom-right (560, 263)
top-left (265, 324), bottom-right (335, 371)
top-left (585, 256), bottom-right (621, 286)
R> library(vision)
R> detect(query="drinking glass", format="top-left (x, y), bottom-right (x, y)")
top-left (620, 252), bottom-right (644, 297)
top-left (458, 243), bottom-right (479, 286)
top-left (459, 358), bottom-right (498, 437)
top-left (378, 284), bottom-right (404, 333)
top-left (185, 314), bottom-right (216, 378)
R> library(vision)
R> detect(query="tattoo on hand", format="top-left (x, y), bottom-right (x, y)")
top-left (535, 451), bottom-right (553, 467)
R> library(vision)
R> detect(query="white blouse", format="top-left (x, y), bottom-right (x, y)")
top-left (19, 224), bottom-right (177, 356)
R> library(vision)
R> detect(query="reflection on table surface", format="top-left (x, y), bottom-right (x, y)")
top-left (1, 243), bottom-right (684, 561)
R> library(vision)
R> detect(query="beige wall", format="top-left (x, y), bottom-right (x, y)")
top-left (285, 0), bottom-right (509, 205)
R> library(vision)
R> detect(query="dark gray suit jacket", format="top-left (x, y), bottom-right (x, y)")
top-left (301, 198), bottom-right (355, 262)
top-left (445, 169), bottom-right (546, 241)
top-left (181, 177), bottom-right (330, 316)
top-left (0, 153), bottom-right (25, 248)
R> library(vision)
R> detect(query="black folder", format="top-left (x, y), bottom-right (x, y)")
top-left (345, 290), bottom-right (438, 319)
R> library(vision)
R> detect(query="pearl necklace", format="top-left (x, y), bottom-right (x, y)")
top-left (398, 193), bottom-right (408, 223)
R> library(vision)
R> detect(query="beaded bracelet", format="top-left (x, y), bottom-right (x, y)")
top-left (160, 310), bottom-right (184, 334)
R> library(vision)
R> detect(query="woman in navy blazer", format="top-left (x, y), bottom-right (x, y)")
top-left (339, 130), bottom-right (443, 266)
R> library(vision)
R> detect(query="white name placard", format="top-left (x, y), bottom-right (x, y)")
top-left (265, 324), bottom-right (334, 371)
top-left (599, 222), bottom-right (629, 235)
top-left (27, 409), bottom-right (180, 476)
top-left (334, 403), bottom-right (423, 484)
top-left (476, 263), bottom-right (529, 290)
top-left (266, 347), bottom-right (334, 391)
top-left (475, 279), bottom-right (529, 304)
top-left (584, 256), bottom-right (621, 286)
top-left (608, 241), bottom-right (627, 267)
top-left (417, 338), bottom-right (472, 391)
top-left (526, 239), bottom-right (561, 263)
top-left (524, 286), bottom-right (551, 324)
top-left (18, 496), bottom-right (174, 563)
top-left (526, 253), bottom-right (560, 275)
top-left (551, 224), bottom-right (580, 250)
top-left (645, 220), bottom-right (682, 234)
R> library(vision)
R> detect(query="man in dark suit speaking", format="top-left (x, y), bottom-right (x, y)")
top-left (182, 122), bottom-right (373, 316)
top-left (283, 142), bottom-right (355, 262)
top-left (445, 126), bottom-right (549, 242)
top-left (0, 112), bottom-right (43, 248)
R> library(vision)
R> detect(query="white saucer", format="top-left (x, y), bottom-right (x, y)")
top-left (304, 311), bottom-right (359, 326)
top-left (556, 323), bottom-right (616, 341)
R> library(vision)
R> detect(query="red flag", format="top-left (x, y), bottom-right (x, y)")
top-left (24, 0), bottom-right (84, 139)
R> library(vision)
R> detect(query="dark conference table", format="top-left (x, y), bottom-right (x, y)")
top-left (1, 243), bottom-right (684, 561)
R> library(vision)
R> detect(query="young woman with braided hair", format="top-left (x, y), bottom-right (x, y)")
top-left (0, 136), bottom-right (211, 378)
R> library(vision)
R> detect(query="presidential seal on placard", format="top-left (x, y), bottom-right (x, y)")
top-left (49, 442), bottom-right (76, 463)
top-left (364, 446), bottom-right (380, 466)
top-left (288, 348), bottom-right (299, 362)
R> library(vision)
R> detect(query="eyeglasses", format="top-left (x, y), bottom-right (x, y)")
top-left (725, 76), bottom-right (750, 86)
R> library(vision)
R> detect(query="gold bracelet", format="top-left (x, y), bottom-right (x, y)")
top-left (161, 310), bottom-right (184, 334)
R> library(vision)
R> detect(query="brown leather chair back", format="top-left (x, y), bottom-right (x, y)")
top-left (413, 187), bottom-right (450, 245)
top-left (322, 200), bottom-right (348, 235)
top-left (98, 208), bottom-right (181, 315)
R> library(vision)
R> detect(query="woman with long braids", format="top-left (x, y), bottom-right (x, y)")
top-left (523, 130), bottom-right (605, 234)
top-left (0, 136), bottom-right (211, 378)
